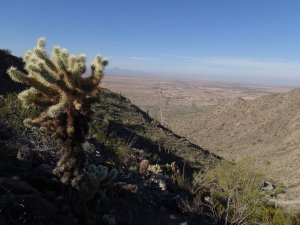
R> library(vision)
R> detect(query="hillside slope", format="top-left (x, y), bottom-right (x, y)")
top-left (182, 88), bottom-right (300, 200)
top-left (0, 51), bottom-right (222, 224)
top-left (94, 89), bottom-right (220, 171)
top-left (0, 90), bottom-right (222, 225)
top-left (2, 50), bottom-right (297, 224)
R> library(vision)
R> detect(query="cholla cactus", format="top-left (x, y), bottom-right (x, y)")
top-left (147, 164), bottom-right (163, 174)
top-left (81, 164), bottom-right (118, 200)
top-left (7, 37), bottom-right (108, 186)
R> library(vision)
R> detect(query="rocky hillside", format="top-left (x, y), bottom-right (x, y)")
top-left (182, 88), bottom-right (300, 201)
top-left (0, 90), bottom-right (222, 225)
top-left (0, 51), bottom-right (222, 225)
top-left (1, 50), bottom-right (298, 224)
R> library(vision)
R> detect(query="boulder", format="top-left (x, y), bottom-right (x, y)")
top-left (139, 159), bottom-right (150, 173)
top-left (261, 181), bottom-right (275, 191)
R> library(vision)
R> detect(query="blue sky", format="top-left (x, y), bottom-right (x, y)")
top-left (1, 0), bottom-right (300, 85)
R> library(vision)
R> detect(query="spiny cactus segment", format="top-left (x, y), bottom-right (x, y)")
top-left (81, 165), bottom-right (118, 200)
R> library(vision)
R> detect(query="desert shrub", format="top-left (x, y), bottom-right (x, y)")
top-left (90, 115), bottom-right (136, 162)
top-left (271, 183), bottom-right (286, 197)
top-left (0, 94), bottom-right (38, 134)
top-left (148, 164), bottom-right (163, 174)
top-left (192, 161), bottom-right (293, 225)
top-left (260, 207), bottom-right (293, 225)
top-left (290, 212), bottom-right (300, 225)
top-left (0, 94), bottom-right (60, 166)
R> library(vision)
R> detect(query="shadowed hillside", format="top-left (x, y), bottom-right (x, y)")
top-left (95, 89), bottom-right (220, 170)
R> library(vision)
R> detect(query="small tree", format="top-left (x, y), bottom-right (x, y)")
top-left (7, 37), bottom-right (109, 186)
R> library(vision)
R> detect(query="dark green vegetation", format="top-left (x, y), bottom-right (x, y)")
top-left (0, 49), bottom-right (299, 225)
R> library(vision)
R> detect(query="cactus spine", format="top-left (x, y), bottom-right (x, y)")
top-left (7, 38), bottom-right (108, 186)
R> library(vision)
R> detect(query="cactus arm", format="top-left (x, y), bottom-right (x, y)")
top-left (27, 76), bottom-right (57, 96)
top-left (90, 55), bottom-right (108, 86)
top-left (47, 91), bottom-right (68, 118)
top-left (34, 48), bottom-right (59, 74)
top-left (17, 88), bottom-right (39, 108)
top-left (7, 67), bottom-right (31, 84)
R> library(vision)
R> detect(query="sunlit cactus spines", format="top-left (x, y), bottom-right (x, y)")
top-left (7, 37), bottom-right (109, 186)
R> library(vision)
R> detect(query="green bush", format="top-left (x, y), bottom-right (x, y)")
top-left (260, 207), bottom-right (292, 225)
top-left (0, 94), bottom-right (38, 134)
top-left (192, 161), bottom-right (294, 225)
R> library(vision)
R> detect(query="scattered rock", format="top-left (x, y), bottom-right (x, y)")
top-left (17, 145), bottom-right (33, 172)
top-left (27, 174), bottom-right (60, 193)
top-left (149, 174), bottom-right (171, 191)
top-left (0, 125), bottom-right (13, 140)
top-left (170, 161), bottom-right (180, 176)
top-left (0, 178), bottom-right (38, 195)
top-left (6, 193), bottom-right (56, 216)
top-left (100, 196), bottom-right (190, 225)
top-left (31, 163), bottom-right (53, 177)
top-left (139, 159), bottom-right (150, 173)
top-left (261, 181), bottom-right (275, 191)
top-left (0, 193), bottom-right (76, 225)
